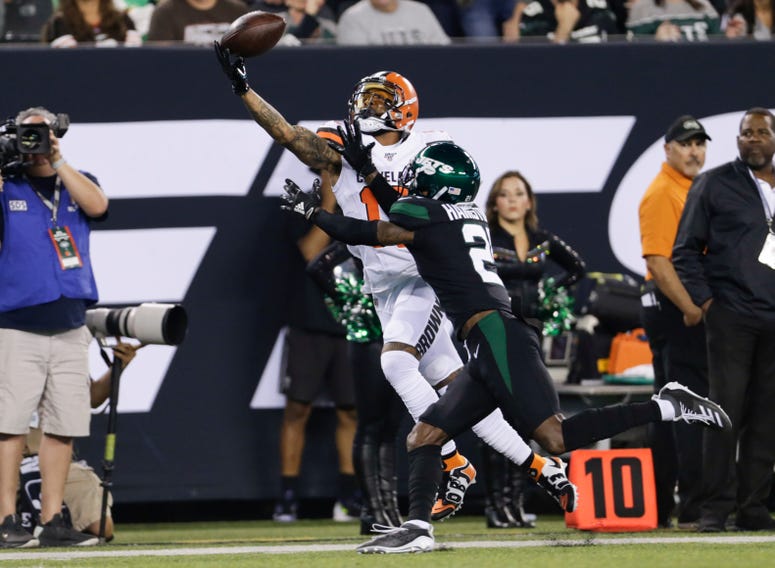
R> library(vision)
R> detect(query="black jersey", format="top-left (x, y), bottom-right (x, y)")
top-left (388, 196), bottom-right (512, 335)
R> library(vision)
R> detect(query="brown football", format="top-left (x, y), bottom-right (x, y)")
top-left (220, 11), bottom-right (286, 58)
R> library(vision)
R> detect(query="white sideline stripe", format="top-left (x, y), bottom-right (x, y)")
top-left (3, 535), bottom-right (775, 561)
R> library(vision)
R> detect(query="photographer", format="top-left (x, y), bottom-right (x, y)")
top-left (0, 106), bottom-right (108, 549)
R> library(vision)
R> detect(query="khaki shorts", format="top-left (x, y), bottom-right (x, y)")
top-left (65, 461), bottom-right (112, 532)
top-left (0, 326), bottom-right (92, 436)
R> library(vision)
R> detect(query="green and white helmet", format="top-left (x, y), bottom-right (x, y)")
top-left (400, 142), bottom-right (481, 204)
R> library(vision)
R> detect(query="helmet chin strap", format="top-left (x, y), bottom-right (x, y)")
top-left (354, 114), bottom-right (398, 134)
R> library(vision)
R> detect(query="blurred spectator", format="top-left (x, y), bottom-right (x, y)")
top-left (116, 0), bottom-right (157, 40)
top-left (277, 0), bottom-right (336, 44)
top-left (724, 0), bottom-right (774, 39)
top-left (504, 0), bottom-right (618, 42)
top-left (627, 0), bottom-right (721, 41)
top-left (41, 0), bottom-right (142, 46)
top-left (459, 0), bottom-right (516, 39)
top-left (336, 0), bottom-right (450, 44)
top-left (3, 0), bottom-right (53, 42)
top-left (147, 0), bottom-right (248, 44)
top-left (421, 0), bottom-right (463, 37)
top-left (246, 0), bottom-right (287, 11)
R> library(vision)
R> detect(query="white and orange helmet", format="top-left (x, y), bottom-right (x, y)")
top-left (347, 71), bottom-right (419, 134)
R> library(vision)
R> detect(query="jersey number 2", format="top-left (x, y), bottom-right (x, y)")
top-left (462, 223), bottom-right (501, 285)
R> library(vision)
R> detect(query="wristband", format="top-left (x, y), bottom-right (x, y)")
top-left (51, 158), bottom-right (66, 170)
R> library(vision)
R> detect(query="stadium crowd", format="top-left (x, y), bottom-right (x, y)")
top-left (0, 0), bottom-right (772, 45)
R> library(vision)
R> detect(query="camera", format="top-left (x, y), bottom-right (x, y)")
top-left (0, 112), bottom-right (70, 175)
top-left (86, 303), bottom-right (188, 346)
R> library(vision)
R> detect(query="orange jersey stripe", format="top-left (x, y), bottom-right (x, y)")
top-left (316, 128), bottom-right (342, 146)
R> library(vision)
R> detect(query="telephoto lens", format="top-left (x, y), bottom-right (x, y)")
top-left (85, 303), bottom-right (188, 345)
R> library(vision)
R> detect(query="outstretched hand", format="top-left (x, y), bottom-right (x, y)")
top-left (214, 41), bottom-right (249, 96)
top-left (281, 178), bottom-right (322, 220)
top-left (336, 120), bottom-right (377, 179)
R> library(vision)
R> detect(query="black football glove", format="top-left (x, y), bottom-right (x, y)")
top-left (337, 120), bottom-right (377, 179)
top-left (281, 178), bottom-right (321, 220)
top-left (214, 41), bottom-right (249, 96)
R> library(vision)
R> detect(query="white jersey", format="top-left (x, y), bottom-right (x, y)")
top-left (324, 122), bottom-right (452, 293)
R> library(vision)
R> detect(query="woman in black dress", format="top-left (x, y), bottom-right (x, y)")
top-left (480, 170), bottom-right (586, 528)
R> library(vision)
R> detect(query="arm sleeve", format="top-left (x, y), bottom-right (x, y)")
top-left (547, 232), bottom-right (586, 287)
top-left (672, 177), bottom-right (712, 304)
top-left (369, 173), bottom-right (401, 212)
top-left (314, 210), bottom-right (381, 246)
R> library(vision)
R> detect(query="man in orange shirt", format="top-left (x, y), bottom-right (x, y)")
top-left (638, 115), bottom-right (711, 529)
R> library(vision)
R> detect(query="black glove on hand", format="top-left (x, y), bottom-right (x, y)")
top-left (337, 120), bottom-right (377, 179)
top-left (214, 41), bottom-right (249, 96)
top-left (281, 178), bottom-right (321, 220)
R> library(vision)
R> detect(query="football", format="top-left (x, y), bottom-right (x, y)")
top-left (220, 11), bottom-right (287, 58)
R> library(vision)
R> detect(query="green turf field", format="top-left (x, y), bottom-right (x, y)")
top-left (2, 516), bottom-right (775, 567)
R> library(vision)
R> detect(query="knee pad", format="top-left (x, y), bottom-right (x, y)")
top-left (418, 323), bottom-right (463, 386)
top-left (420, 354), bottom-right (462, 387)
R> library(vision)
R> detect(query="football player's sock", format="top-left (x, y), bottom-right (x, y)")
top-left (654, 398), bottom-right (677, 420)
top-left (407, 445), bottom-right (443, 523)
top-left (440, 450), bottom-right (465, 471)
top-left (423, 377), bottom-right (456, 455)
top-left (561, 401), bottom-right (661, 451)
top-left (471, 408), bottom-right (533, 466)
top-left (519, 452), bottom-right (546, 475)
top-left (440, 440), bottom-right (457, 456)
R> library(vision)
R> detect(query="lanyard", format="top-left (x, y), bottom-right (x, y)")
top-left (29, 175), bottom-right (62, 225)
top-left (748, 167), bottom-right (775, 234)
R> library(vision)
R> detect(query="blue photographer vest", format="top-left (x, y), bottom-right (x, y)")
top-left (0, 175), bottom-right (99, 313)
